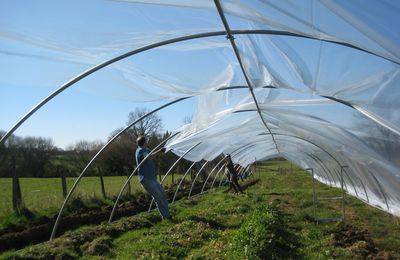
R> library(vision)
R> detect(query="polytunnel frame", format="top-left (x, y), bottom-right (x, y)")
top-left (0, 1), bottom-right (396, 238)
top-left (200, 156), bottom-right (227, 194)
top-left (202, 143), bottom-right (260, 193)
top-left (214, 0), bottom-right (281, 155)
top-left (216, 143), bottom-right (259, 182)
top-left (267, 132), bottom-right (388, 209)
top-left (172, 161), bottom-right (197, 203)
top-left (188, 161), bottom-right (210, 198)
top-left (262, 133), bottom-right (358, 194)
top-left (48, 84), bottom-right (268, 240)
top-left (49, 99), bottom-right (186, 240)
top-left (245, 129), bottom-right (358, 195)
top-left (216, 144), bottom-right (262, 187)
top-left (2, 14), bottom-right (399, 147)
top-left (50, 133), bottom-right (177, 240)
top-left (174, 143), bottom-right (262, 200)
top-left (211, 164), bottom-right (226, 189)
top-left (231, 87), bottom-right (389, 204)
top-left (238, 101), bottom-right (388, 207)
top-left (308, 153), bottom-right (335, 187)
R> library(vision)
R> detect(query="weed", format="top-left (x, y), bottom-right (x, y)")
top-left (229, 203), bottom-right (302, 259)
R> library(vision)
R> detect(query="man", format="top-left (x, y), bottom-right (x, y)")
top-left (136, 135), bottom-right (171, 219)
top-left (224, 155), bottom-right (243, 194)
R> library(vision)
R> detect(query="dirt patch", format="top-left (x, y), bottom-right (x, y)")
top-left (328, 222), bottom-right (394, 259)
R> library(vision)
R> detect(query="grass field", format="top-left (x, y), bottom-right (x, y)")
top-left (1, 160), bottom-right (399, 259)
top-left (0, 173), bottom-right (183, 219)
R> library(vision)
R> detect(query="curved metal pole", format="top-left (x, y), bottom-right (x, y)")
top-left (188, 161), bottom-right (209, 198)
top-left (210, 164), bottom-right (226, 190)
top-left (148, 142), bottom-right (201, 211)
top-left (247, 164), bottom-right (253, 177)
top-left (308, 154), bottom-right (334, 186)
top-left (200, 156), bottom-right (227, 194)
top-left (210, 144), bottom-right (257, 189)
top-left (237, 165), bottom-right (247, 180)
top-left (238, 165), bottom-right (249, 180)
top-left (245, 164), bottom-right (253, 178)
top-left (355, 174), bottom-right (370, 203)
top-left (341, 166), bottom-right (359, 197)
top-left (244, 165), bottom-right (252, 179)
top-left (312, 154), bottom-right (337, 186)
top-left (0, 31), bottom-right (228, 146)
top-left (172, 161), bottom-right (197, 203)
top-left (108, 134), bottom-right (176, 224)
top-left (330, 164), bottom-right (359, 196)
top-left (247, 166), bottom-right (254, 178)
top-left (220, 164), bottom-right (246, 187)
top-left (367, 169), bottom-right (390, 211)
top-left (2, 25), bottom-right (397, 147)
top-left (267, 133), bottom-right (362, 195)
top-left (218, 169), bottom-right (228, 187)
top-left (332, 168), bottom-right (349, 193)
top-left (49, 100), bottom-right (185, 241)
top-left (214, 0), bottom-right (280, 153)
top-left (226, 84), bottom-right (400, 138)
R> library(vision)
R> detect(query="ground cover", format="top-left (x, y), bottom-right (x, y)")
top-left (1, 161), bottom-right (398, 259)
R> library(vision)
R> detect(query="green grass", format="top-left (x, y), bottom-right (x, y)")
top-left (1, 162), bottom-right (399, 259)
top-left (0, 174), bottom-right (183, 220)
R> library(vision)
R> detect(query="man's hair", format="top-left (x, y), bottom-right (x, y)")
top-left (136, 135), bottom-right (146, 147)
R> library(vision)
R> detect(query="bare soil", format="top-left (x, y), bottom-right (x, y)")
top-left (328, 222), bottom-right (394, 259)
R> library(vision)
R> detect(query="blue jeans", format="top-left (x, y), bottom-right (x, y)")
top-left (140, 178), bottom-right (171, 219)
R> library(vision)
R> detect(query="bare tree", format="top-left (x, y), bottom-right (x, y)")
top-left (126, 108), bottom-right (163, 139)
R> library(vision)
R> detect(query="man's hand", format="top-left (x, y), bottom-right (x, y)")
top-left (149, 147), bottom-right (166, 160)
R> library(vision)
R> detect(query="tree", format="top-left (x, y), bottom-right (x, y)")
top-left (126, 108), bottom-right (163, 139)
top-left (98, 108), bottom-right (164, 176)
top-left (102, 130), bottom-right (136, 175)
top-left (0, 131), bottom-right (56, 213)
top-left (66, 140), bottom-right (103, 176)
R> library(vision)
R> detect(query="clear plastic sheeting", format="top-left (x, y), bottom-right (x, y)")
top-left (1, 1), bottom-right (400, 216)
top-left (221, 0), bottom-right (400, 64)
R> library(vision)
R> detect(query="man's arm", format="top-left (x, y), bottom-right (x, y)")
top-left (148, 147), bottom-right (166, 160)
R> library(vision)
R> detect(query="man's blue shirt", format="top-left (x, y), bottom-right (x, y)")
top-left (136, 147), bottom-right (156, 182)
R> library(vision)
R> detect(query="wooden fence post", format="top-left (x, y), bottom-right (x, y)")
top-left (11, 155), bottom-right (23, 213)
top-left (61, 169), bottom-right (67, 199)
top-left (98, 167), bottom-right (106, 199)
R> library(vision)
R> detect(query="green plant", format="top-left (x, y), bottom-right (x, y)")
top-left (230, 203), bottom-right (301, 260)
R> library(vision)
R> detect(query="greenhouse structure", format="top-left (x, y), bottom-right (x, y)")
top-left (1, 0), bottom-right (399, 240)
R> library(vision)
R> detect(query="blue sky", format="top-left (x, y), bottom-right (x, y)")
top-left (1, 80), bottom-right (196, 148)
top-left (0, 1), bottom-right (223, 149)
